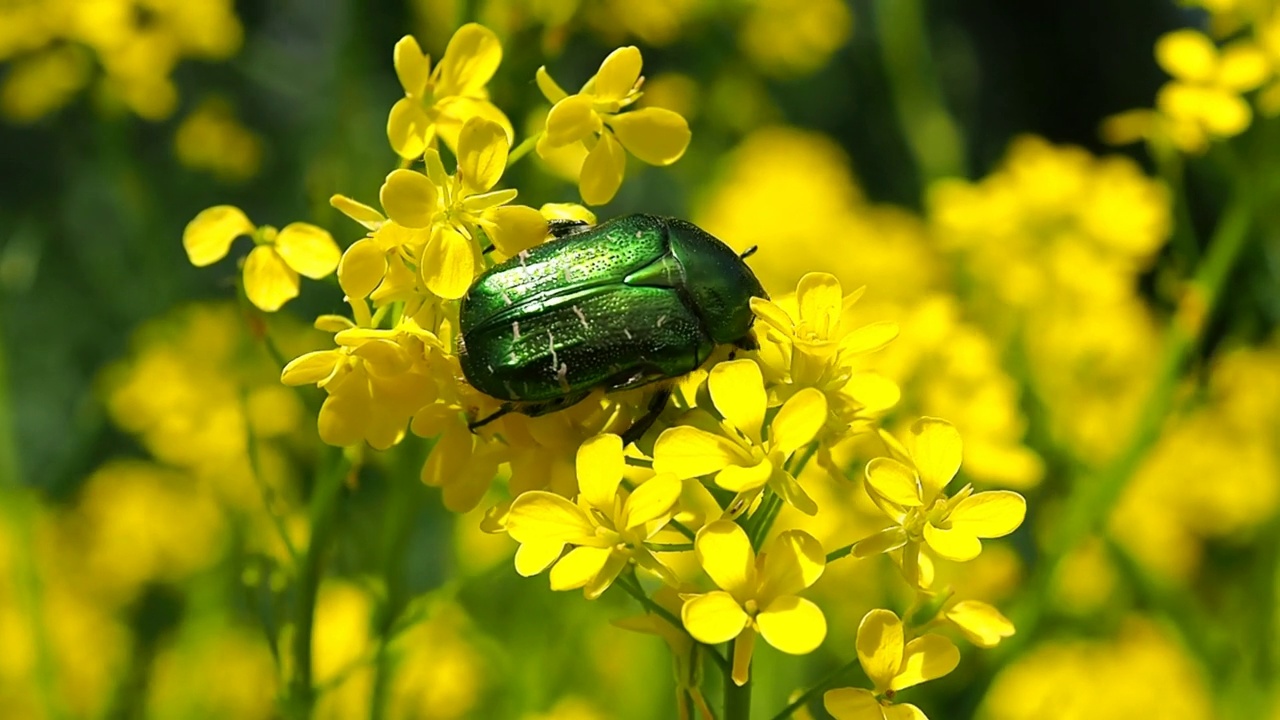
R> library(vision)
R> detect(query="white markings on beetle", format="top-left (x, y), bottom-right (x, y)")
top-left (517, 250), bottom-right (530, 267)
top-left (623, 328), bottom-right (633, 340)
top-left (572, 305), bottom-right (589, 329)
top-left (499, 286), bottom-right (513, 306)
top-left (635, 231), bottom-right (643, 238)
top-left (547, 330), bottom-right (559, 372)
top-left (511, 321), bottom-right (521, 340)
top-left (509, 351), bottom-right (519, 364)
top-left (504, 380), bottom-right (519, 399)
top-left (556, 362), bottom-right (570, 392)
top-left (656, 314), bottom-right (667, 328)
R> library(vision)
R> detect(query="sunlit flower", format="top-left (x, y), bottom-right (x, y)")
top-left (680, 520), bottom-right (826, 685)
top-left (380, 116), bottom-right (547, 299)
top-left (173, 98), bottom-right (263, 182)
top-left (944, 600), bottom-right (1016, 648)
top-left (536, 46), bottom-right (692, 204)
top-left (653, 359), bottom-right (827, 515)
top-left (854, 418), bottom-right (1026, 585)
top-left (387, 24), bottom-right (513, 158)
top-left (824, 609), bottom-right (960, 720)
top-left (182, 205), bottom-right (340, 312)
top-left (506, 433), bottom-right (682, 597)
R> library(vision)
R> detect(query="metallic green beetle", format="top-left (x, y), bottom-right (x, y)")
top-left (457, 213), bottom-right (766, 439)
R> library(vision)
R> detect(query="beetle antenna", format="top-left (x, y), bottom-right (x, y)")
top-left (740, 245), bottom-right (759, 259)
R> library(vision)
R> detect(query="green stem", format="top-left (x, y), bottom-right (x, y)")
top-left (875, 0), bottom-right (966, 192)
top-left (243, 393), bottom-right (301, 567)
top-left (614, 572), bottom-right (731, 676)
top-left (748, 442), bottom-right (819, 550)
top-left (767, 657), bottom-right (861, 720)
top-left (506, 132), bottom-right (542, 168)
top-left (723, 640), bottom-right (751, 720)
top-left (286, 447), bottom-right (353, 717)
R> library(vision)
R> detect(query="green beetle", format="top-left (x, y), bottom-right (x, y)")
top-left (457, 213), bottom-right (766, 440)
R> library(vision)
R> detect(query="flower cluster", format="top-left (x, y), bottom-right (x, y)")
top-left (179, 22), bottom-right (1029, 718)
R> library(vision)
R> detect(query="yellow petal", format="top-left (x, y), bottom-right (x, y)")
top-left (433, 23), bottom-right (502, 97)
top-left (758, 595), bottom-right (826, 654)
top-left (797, 272), bottom-right (842, 338)
top-left (420, 419), bottom-right (471, 486)
top-left (823, 688), bottom-right (883, 720)
top-left (584, 550), bottom-right (629, 599)
top-left (330, 194), bottom-right (385, 230)
top-left (770, 387), bottom-right (827, 455)
top-left (852, 527), bottom-right (909, 558)
top-left (539, 202), bottom-right (595, 224)
top-left (621, 473), bottom-right (681, 530)
top-left (337, 238), bottom-right (388, 299)
top-left (542, 94), bottom-right (600, 148)
top-left (922, 523), bottom-right (981, 562)
top-left (536, 65), bottom-right (568, 104)
top-left (387, 98), bottom-right (433, 160)
top-left (885, 704), bottom-right (928, 720)
top-left (843, 373), bottom-right (902, 414)
top-left (751, 297), bottom-right (796, 336)
top-left (864, 458), bottom-right (923, 508)
top-left (653, 425), bottom-right (748, 479)
top-left (709, 359), bottom-right (767, 444)
top-left (594, 46), bottom-right (642, 102)
top-left (695, 520), bottom-right (756, 597)
top-left (1155, 29), bottom-right (1217, 83)
top-left (758, 530), bottom-right (825, 602)
top-left (715, 459), bottom-right (772, 492)
top-left (507, 491), bottom-right (596, 544)
top-left (380, 169), bottom-right (439, 228)
top-left (243, 246), bottom-right (299, 312)
top-left (458, 117), bottom-right (509, 195)
top-left (420, 224), bottom-right (476, 299)
top-left (1199, 89), bottom-right (1252, 136)
top-left (317, 384), bottom-right (369, 446)
top-left (1218, 41), bottom-right (1270, 91)
top-left (908, 417), bottom-right (961, 502)
top-left (274, 222), bottom-right (340, 279)
top-left (840, 321), bottom-right (899, 356)
top-left (280, 350), bottom-right (341, 386)
top-left (949, 490), bottom-right (1026, 538)
top-left (945, 600), bottom-right (1015, 648)
top-left (579, 131), bottom-right (626, 206)
top-left (435, 96), bottom-right (513, 149)
top-left (773, 470), bottom-right (818, 516)
top-left (549, 546), bottom-right (612, 591)
top-left (680, 591), bottom-right (748, 644)
top-left (856, 609), bottom-right (904, 691)
top-left (487, 205), bottom-right (548, 256)
top-left (890, 634), bottom-right (960, 691)
top-left (183, 205), bottom-right (253, 266)
top-left (577, 433), bottom-right (624, 512)
top-left (608, 107), bottom-right (691, 166)
top-left (515, 540), bottom-right (564, 577)
top-left (462, 188), bottom-right (518, 213)
top-left (732, 627), bottom-right (755, 686)
top-left (393, 35), bottom-right (430, 97)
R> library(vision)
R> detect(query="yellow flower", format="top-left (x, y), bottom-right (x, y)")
top-left (506, 433), bottom-right (682, 597)
top-left (182, 205), bottom-right (339, 312)
top-left (823, 609), bottom-right (960, 720)
top-left (281, 312), bottom-right (440, 449)
top-left (652, 359), bottom-right (827, 515)
top-left (1151, 29), bottom-right (1269, 152)
top-left (854, 418), bottom-right (1025, 582)
top-left (680, 520), bottom-right (826, 686)
top-left (536, 46), bottom-right (692, 205)
top-left (173, 98), bottom-right (263, 182)
top-left (380, 116), bottom-right (547, 299)
top-left (751, 273), bottom-right (901, 430)
top-left (387, 24), bottom-right (513, 158)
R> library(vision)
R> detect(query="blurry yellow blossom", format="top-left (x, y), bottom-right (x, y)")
top-left (183, 205), bottom-right (340, 311)
top-left (584, 0), bottom-right (699, 46)
top-left (536, 46), bottom-right (692, 204)
top-left (680, 520), bottom-right (827, 686)
top-left (313, 581), bottom-right (376, 719)
top-left (507, 433), bottom-right (682, 596)
top-left (385, 602), bottom-right (486, 719)
top-left (983, 617), bottom-right (1213, 720)
top-left (147, 626), bottom-right (276, 720)
top-left (943, 600), bottom-right (1015, 648)
top-left (387, 24), bottom-right (513, 158)
top-left (653, 359), bottom-right (828, 515)
top-left (174, 98), bottom-right (263, 182)
top-left (740, 0), bottom-right (852, 76)
top-left (0, 45), bottom-right (92, 122)
top-left (824, 609), bottom-right (960, 720)
top-left (855, 418), bottom-right (1025, 584)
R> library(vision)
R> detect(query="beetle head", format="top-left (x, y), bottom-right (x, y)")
top-left (665, 218), bottom-right (768, 346)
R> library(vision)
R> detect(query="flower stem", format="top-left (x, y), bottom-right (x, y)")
top-left (723, 639), bottom-right (751, 720)
top-left (615, 571), bottom-right (731, 676)
top-left (767, 656), bottom-right (861, 720)
top-left (506, 132), bottom-right (542, 168)
top-left (285, 446), bottom-right (353, 717)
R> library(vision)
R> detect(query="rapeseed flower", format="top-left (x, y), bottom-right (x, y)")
top-left (680, 520), bottom-right (827, 686)
top-left (536, 46), bottom-right (692, 204)
top-left (824, 609), bottom-right (960, 720)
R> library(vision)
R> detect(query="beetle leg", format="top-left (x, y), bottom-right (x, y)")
top-left (620, 386), bottom-right (673, 447)
top-left (469, 403), bottom-right (517, 431)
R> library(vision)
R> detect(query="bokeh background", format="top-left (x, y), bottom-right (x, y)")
top-left (3, 0), bottom-right (1280, 718)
